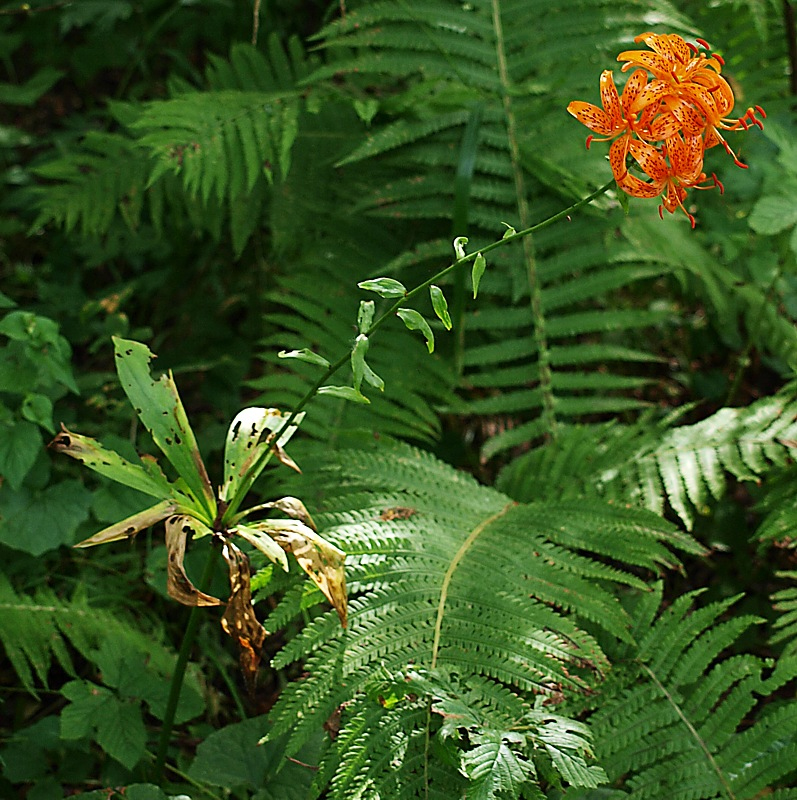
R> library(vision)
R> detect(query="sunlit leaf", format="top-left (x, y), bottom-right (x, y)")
top-left (233, 523), bottom-right (289, 571)
top-left (472, 253), bottom-right (486, 298)
top-left (453, 236), bottom-right (468, 259)
top-left (263, 519), bottom-right (347, 627)
top-left (50, 426), bottom-right (174, 500)
top-left (430, 285), bottom-right (452, 330)
top-left (74, 499), bottom-right (177, 548)
top-left (318, 385), bottom-right (370, 403)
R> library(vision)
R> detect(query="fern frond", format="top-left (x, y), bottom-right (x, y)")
top-left (498, 386), bottom-right (797, 528)
top-left (566, 584), bottom-right (797, 800)
top-left (265, 439), bottom-right (699, 797)
top-left (771, 571), bottom-right (797, 658)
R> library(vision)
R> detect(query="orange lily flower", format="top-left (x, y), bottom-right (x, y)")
top-left (617, 134), bottom-right (722, 228)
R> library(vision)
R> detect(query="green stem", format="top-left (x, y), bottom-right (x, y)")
top-left (153, 542), bottom-right (219, 783)
top-left (490, 0), bottom-right (556, 437)
top-left (226, 179), bottom-right (614, 519)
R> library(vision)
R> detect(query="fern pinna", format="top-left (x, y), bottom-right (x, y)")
top-left (263, 438), bottom-right (703, 798)
top-left (564, 584), bottom-right (797, 800)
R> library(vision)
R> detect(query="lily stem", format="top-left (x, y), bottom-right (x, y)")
top-left (153, 542), bottom-right (220, 783)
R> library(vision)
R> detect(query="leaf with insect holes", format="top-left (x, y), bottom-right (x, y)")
top-left (430, 285), bottom-right (452, 330)
top-left (219, 407), bottom-right (304, 504)
top-left (164, 515), bottom-right (221, 607)
top-left (219, 540), bottom-right (267, 696)
top-left (263, 519), bottom-right (347, 627)
top-left (49, 426), bottom-right (175, 501)
top-left (112, 337), bottom-right (215, 520)
top-left (472, 253), bottom-right (486, 298)
top-left (357, 278), bottom-right (407, 298)
top-left (74, 499), bottom-right (178, 548)
top-left (397, 308), bottom-right (435, 353)
top-left (278, 349), bottom-right (330, 368)
top-left (318, 385), bottom-right (370, 404)
top-left (358, 300), bottom-right (375, 333)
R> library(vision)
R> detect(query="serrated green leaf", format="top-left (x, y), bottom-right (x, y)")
top-left (0, 479), bottom-right (92, 555)
top-left (358, 300), bottom-right (376, 333)
top-left (21, 394), bottom-right (54, 434)
top-left (430, 285), bottom-right (452, 330)
top-left (397, 308), bottom-right (435, 353)
top-left (278, 348), bottom-right (330, 368)
top-left (0, 420), bottom-right (41, 490)
top-left (472, 253), bottom-right (486, 299)
top-left (318, 385), bottom-right (370, 403)
top-left (357, 277), bottom-right (407, 298)
top-left (112, 337), bottom-right (215, 520)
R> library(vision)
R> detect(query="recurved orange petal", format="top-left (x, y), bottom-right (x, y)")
top-left (616, 170), bottom-right (663, 199)
top-left (567, 101), bottom-right (614, 136)
top-left (629, 139), bottom-right (669, 183)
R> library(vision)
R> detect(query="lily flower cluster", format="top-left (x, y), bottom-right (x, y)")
top-left (567, 32), bottom-right (765, 227)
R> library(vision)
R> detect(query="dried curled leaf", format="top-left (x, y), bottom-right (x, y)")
top-left (266, 519), bottom-right (348, 627)
top-left (164, 516), bottom-right (221, 607)
top-left (219, 541), bottom-right (267, 695)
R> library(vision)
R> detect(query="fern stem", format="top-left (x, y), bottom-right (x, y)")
top-left (153, 542), bottom-right (220, 783)
top-left (431, 502), bottom-right (514, 669)
top-left (638, 661), bottom-right (737, 800)
top-left (491, 0), bottom-right (556, 438)
top-left (225, 179), bottom-right (613, 519)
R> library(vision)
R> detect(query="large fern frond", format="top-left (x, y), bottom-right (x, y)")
top-left (564, 584), bottom-right (797, 800)
top-left (263, 438), bottom-right (702, 798)
top-left (498, 385), bottom-right (797, 529)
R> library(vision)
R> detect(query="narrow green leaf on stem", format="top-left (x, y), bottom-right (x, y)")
top-left (278, 349), bottom-right (330, 368)
top-left (358, 301), bottom-right (375, 333)
top-left (318, 385), bottom-right (370, 403)
top-left (397, 308), bottom-right (435, 353)
top-left (472, 253), bottom-right (486, 298)
top-left (430, 285), bottom-right (452, 330)
top-left (357, 277), bottom-right (407, 298)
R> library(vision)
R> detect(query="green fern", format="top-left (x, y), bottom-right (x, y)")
top-left (263, 438), bottom-right (702, 798)
top-left (497, 385), bottom-right (797, 529)
top-left (564, 583), bottom-right (797, 800)
top-left (771, 572), bottom-right (797, 658)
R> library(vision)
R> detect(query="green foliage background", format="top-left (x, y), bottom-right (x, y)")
top-left (1, 0), bottom-right (796, 798)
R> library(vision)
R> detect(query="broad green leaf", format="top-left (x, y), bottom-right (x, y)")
top-left (749, 195), bottom-right (797, 235)
top-left (472, 253), bottom-right (486, 298)
top-left (351, 334), bottom-right (369, 393)
top-left (357, 277), bottom-right (407, 298)
top-left (21, 393), bottom-right (54, 434)
top-left (278, 348), bottom-right (330, 368)
top-left (49, 427), bottom-right (174, 500)
top-left (0, 479), bottom-right (92, 555)
top-left (263, 518), bottom-right (347, 627)
top-left (220, 406), bottom-right (304, 504)
top-left (73, 499), bottom-right (177, 548)
top-left (0, 420), bottom-right (41, 490)
top-left (453, 236), bottom-right (468, 259)
top-left (60, 680), bottom-right (147, 771)
top-left (358, 300), bottom-right (375, 333)
top-left (430, 285), bottom-right (452, 330)
top-left (318, 385), bottom-right (370, 403)
top-left (397, 308), bottom-right (435, 353)
top-left (164, 515), bottom-right (222, 607)
top-left (112, 337), bottom-right (215, 519)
